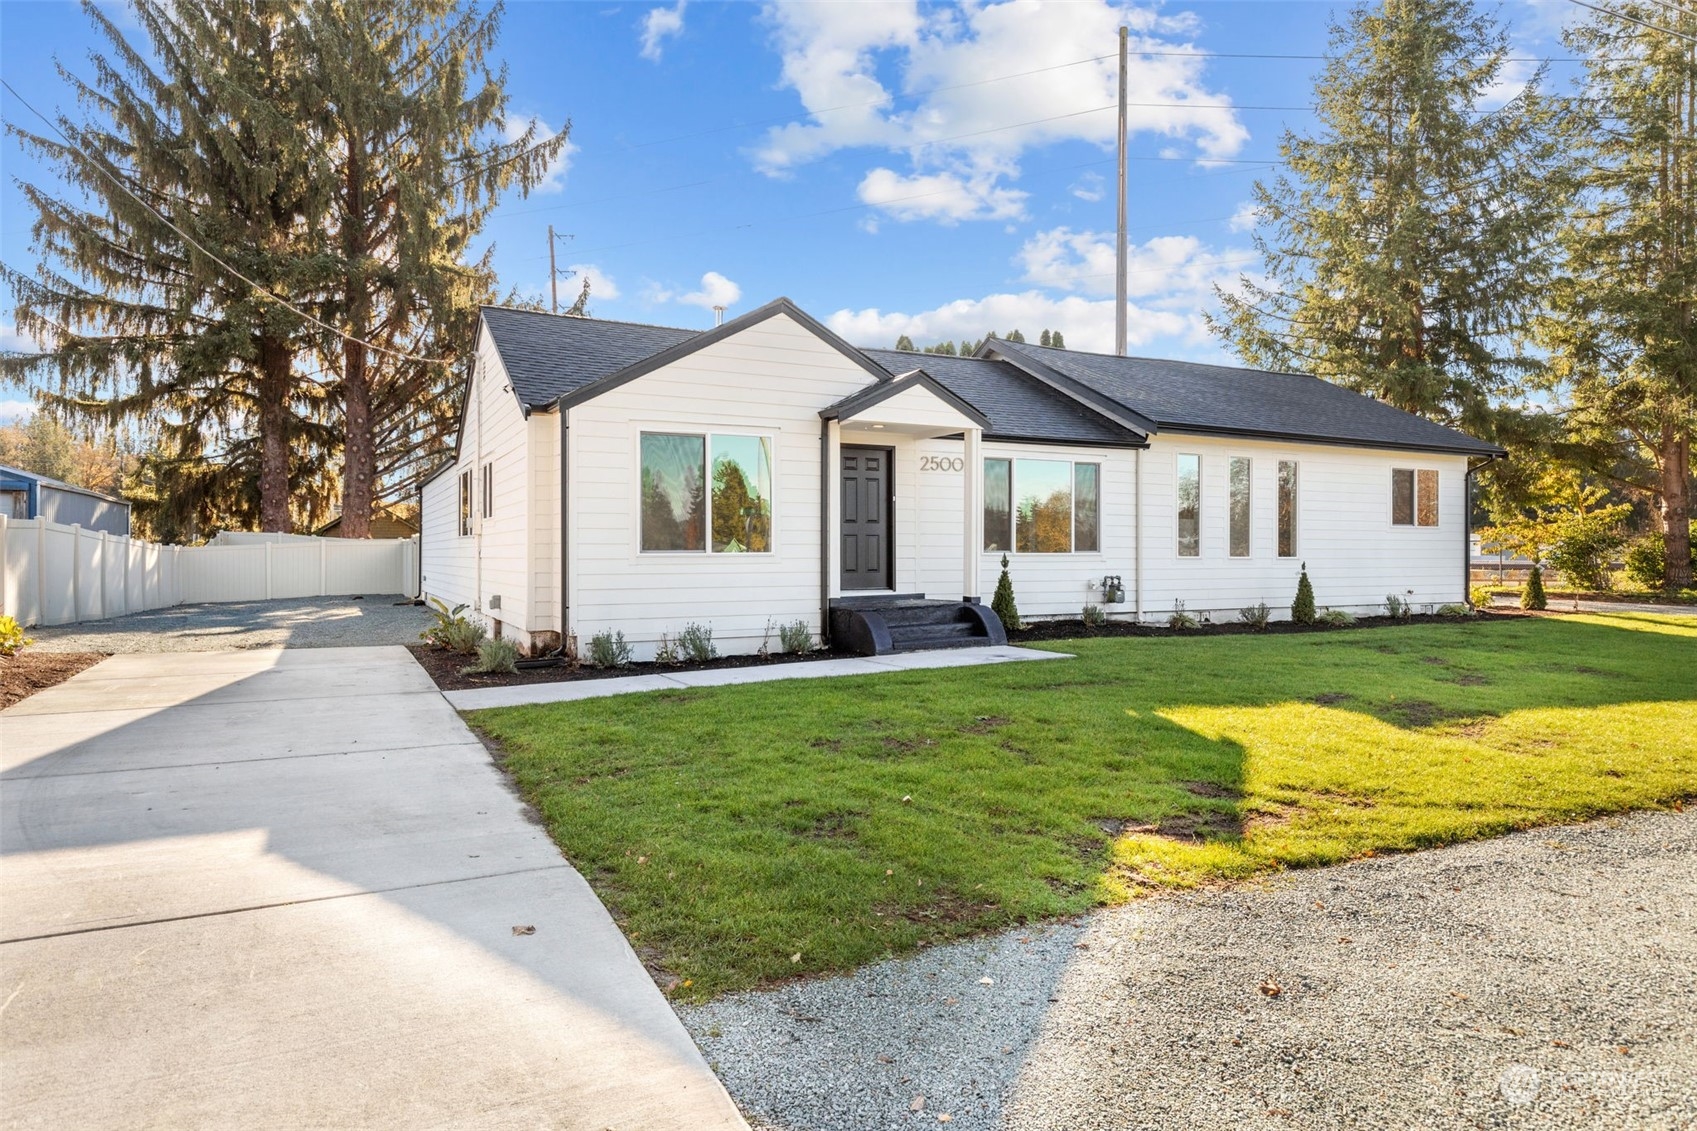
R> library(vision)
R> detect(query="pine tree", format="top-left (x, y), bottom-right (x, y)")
top-left (1039, 329), bottom-right (1051, 347)
top-left (894, 334), bottom-right (916, 352)
top-left (991, 553), bottom-right (1021, 630)
top-left (1050, 330), bottom-right (1065, 349)
top-left (1, 1), bottom-right (333, 532)
top-left (1292, 562), bottom-right (1317, 624)
top-left (1538, 3), bottom-right (1696, 588)
top-left (303, 1), bottom-right (568, 536)
top-left (1209, 0), bottom-right (1566, 444)
top-left (1005, 329), bottom-right (1025, 343)
top-left (1521, 563), bottom-right (1548, 610)
top-left (565, 277), bottom-right (592, 318)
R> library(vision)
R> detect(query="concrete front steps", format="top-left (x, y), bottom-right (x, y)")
top-left (828, 594), bottom-right (1008, 656)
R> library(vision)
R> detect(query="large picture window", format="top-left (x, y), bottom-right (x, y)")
top-left (1277, 460), bottom-right (1298, 557)
top-left (1392, 467), bottom-right (1439, 527)
top-left (640, 431), bottom-right (775, 553)
top-left (982, 457), bottom-right (1100, 554)
top-left (1176, 453), bottom-right (1201, 557)
top-left (1229, 457), bottom-right (1251, 558)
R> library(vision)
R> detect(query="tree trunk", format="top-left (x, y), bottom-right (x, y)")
top-left (257, 334), bottom-right (293, 533)
top-left (340, 334), bottom-right (375, 539)
top-left (1662, 426), bottom-right (1692, 589)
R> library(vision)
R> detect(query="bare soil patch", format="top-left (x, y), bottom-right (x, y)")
top-left (1, 651), bottom-right (106, 710)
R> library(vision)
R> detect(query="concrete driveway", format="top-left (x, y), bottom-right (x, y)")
top-left (0, 647), bottom-right (745, 1130)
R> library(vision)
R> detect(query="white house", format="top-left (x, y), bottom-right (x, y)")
top-left (419, 298), bottom-right (1503, 658)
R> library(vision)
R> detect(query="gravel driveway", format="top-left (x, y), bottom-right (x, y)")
top-left (682, 808), bottom-right (1696, 1130)
top-left (26, 595), bottom-right (434, 653)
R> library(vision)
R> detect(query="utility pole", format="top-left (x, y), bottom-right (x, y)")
top-left (1115, 24), bottom-right (1129, 357)
top-left (548, 224), bottom-right (559, 314)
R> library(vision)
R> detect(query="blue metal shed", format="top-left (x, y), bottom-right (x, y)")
top-left (0, 463), bottom-right (131, 536)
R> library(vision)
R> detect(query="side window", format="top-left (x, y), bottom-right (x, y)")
top-left (1392, 468), bottom-right (1439, 527)
top-left (1391, 468), bottom-right (1415, 526)
top-left (481, 463), bottom-right (493, 519)
top-left (1416, 469), bottom-right (1439, 526)
top-left (983, 458), bottom-right (1012, 552)
top-left (1277, 460), bottom-right (1298, 557)
top-left (1176, 454), bottom-right (1201, 557)
top-left (1228, 456), bottom-right (1251, 558)
top-left (458, 470), bottom-right (472, 536)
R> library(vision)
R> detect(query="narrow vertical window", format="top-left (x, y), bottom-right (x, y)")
top-left (1416, 469), bottom-right (1439, 526)
top-left (481, 463), bottom-right (493, 518)
top-left (710, 435), bottom-right (773, 552)
top-left (640, 433), bottom-right (707, 551)
top-left (1277, 460), bottom-right (1298, 558)
top-left (458, 470), bottom-right (472, 536)
top-left (983, 458), bottom-right (1011, 552)
top-left (1176, 454), bottom-right (1201, 557)
top-left (1073, 463), bottom-right (1100, 553)
top-left (1391, 468), bottom-right (1415, 526)
top-left (1228, 457), bottom-right (1251, 558)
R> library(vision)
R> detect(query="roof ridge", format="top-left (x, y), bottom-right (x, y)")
top-left (479, 303), bottom-right (704, 336)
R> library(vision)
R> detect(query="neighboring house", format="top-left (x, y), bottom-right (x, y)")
top-left (315, 501), bottom-right (420, 540)
top-left (0, 463), bottom-right (131, 537)
top-left (419, 299), bottom-right (1503, 658)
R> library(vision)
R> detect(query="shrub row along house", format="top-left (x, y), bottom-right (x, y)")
top-left (419, 299), bottom-right (1502, 658)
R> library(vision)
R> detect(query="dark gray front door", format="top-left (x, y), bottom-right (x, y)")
top-left (840, 446), bottom-right (891, 591)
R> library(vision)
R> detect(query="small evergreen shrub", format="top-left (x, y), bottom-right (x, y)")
top-left (677, 622), bottom-right (718, 662)
top-left (654, 632), bottom-right (681, 665)
top-left (1318, 608), bottom-right (1355, 626)
top-left (778, 620), bottom-right (813, 654)
top-left (1384, 594), bottom-right (1411, 620)
top-left (0, 614), bottom-right (32, 657)
top-left (1238, 602), bottom-right (1271, 631)
top-left (464, 636), bottom-right (519, 675)
top-left (991, 554), bottom-right (1021, 630)
top-left (1081, 603), bottom-right (1108, 627)
top-left (1291, 563), bottom-right (1316, 625)
top-left (1521, 564), bottom-right (1548, 610)
top-left (1167, 600), bottom-right (1199, 630)
top-left (587, 630), bottom-right (633, 669)
top-left (1469, 585), bottom-right (1495, 609)
top-left (1623, 534), bottom-right (1665, 589)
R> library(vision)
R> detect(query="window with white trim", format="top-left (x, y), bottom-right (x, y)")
top-left (1277, 460), bottom-right (1298, 557)
top-left (1229, 457), bottom-right (1251, 558)
top-left (640, 431), bottom-right (773, 553)
top-left (1176, 453), bottom-right (1201, 557)
top-left (1392, 467), bottom-right (1439, 527)
top-left (480, 462), bottom-right (493, 519)
top-left (983, 457), bottom-right (1100, 554)
top-left (458, 470), bottom-right (472, 536)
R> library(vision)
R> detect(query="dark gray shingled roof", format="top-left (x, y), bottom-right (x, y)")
top-left (862, 349), bottom-right (1143, 446)
top-left (481, 305), bottom-right (697, 409)
top-left (989, 339), bottom-right (1504, 456)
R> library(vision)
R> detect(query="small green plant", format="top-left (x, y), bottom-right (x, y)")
top-left (464, 636), bottom-right (520, 675)
top-left (587, 630), bottom-right (633, 669)
top-left (1469, 584), bottom-right (1495, 609)
top-left (991, 553), bottom-right (1021, 630)
top-left (677, 622), bottom-right (718, 663)
top-left (422, 597), bottom-right (484, 652)
top-left (1167, 600), bottom-right (1199, 630)
top-left (1238, 602), bottom-right (1271, 631)
top-left (1384, 594), bottom-right (1411, 620)
top-left (1621, 533), bottom-right (1691, 590)
top-left (777, 620), bottom-right (813, 654)
top-left (654, 632), bottom-right (681, 665)
top-left (1318, 608), bottom-right (1356, 626)
top-left (1291, 563), bottom-right (1316, 625)
top-left (1436, 603), bottom-right (1474, 617)
top-left (1521, 564), bottom-right (1548, 610)
top-left (1081, 603), bottom-right (1108, 627)
top-left (0, 614), bottom-right (32, 656)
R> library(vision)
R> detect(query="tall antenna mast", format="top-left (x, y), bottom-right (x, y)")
top-left (1115, 24), bottom-right (1129, 357)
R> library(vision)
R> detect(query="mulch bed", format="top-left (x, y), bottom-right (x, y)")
top-left (0, 651), bottom-right (108, 711)
top-left (409, 609), bottom-right (1526, 693)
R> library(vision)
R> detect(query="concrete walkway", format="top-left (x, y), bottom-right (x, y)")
top-left (0, 647), bottom-right (746, 1131)
top-left (445, 644), bottom-right (1070, 710)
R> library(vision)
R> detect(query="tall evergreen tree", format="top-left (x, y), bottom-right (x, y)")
top-left (2, 1), bottom-right (332, 532)
top-left (1209, 0), bottom-right (1566, 442)
top-left (303, 0), bottom-right (568, 537)
top-left (894, 334), bottom-right (916, 352)
top-left (1539, 3), bottom-right (1696, 588)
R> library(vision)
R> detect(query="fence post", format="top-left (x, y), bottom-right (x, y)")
top-left (97, 529), bottom-right (108, 621)
top-left (37, 519), bottom-right (47, 627)
top-left (265, 539), bottom-right (274, 599)
top-left (70, 523), bottom-right (83, 623)
top-left (319, 537), bottom-right (328, 596)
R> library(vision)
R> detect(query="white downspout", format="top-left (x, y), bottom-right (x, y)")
top-left (1134, 447), bottom-right (1144, 623)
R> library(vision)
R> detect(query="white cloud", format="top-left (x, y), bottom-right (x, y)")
top-left (827, 291), bottom-right (1195, 355)
top-left (649, 271), bottom-right (743, 313)
top-left (1017, 225), bottom-right (1255, 301)
top-left (504, 115), bottom-right (576, 194)
top-left (0, 398), bottom-right (35, 422)
top-left (1479, 56), bottom-right (1536, 110)
top-left (567, 264), bottom-right (620, 301)
top-left (1227, 201), bottom-right (1260, 232)
top-left (857, 167), bottom-right (1026, 223)
top-left (752, 0), bottom-right (1249, 222)
top-left (0, 323), bottom-right (43, 354)
top-left (640, 0), bottom-right (688, 62)
top-left (1070, 172), bottom-right (1105, 202)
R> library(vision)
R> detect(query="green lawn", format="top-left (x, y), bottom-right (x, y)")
top-left (470, 613), bottom-right (1697, 999)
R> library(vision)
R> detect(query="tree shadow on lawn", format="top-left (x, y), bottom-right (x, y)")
top-left (478, 613), bottom-right (1697, 997)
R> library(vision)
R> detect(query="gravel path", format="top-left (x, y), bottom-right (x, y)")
top-left (682, 809), bottom-right (1697, 1131)
top-left (27, 595), bottom-right (433, 652)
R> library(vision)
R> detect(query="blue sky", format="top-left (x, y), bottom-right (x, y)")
top-left (1, 0), bottom-right (1585, 421)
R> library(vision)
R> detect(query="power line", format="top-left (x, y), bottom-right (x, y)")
top-left (1566, 0), bottom-right (1697, 42)
top-left (0, 78), bottom-right (455, 366)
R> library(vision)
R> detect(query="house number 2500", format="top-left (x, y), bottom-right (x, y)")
top-left (919, 455), bottom-right (965, 472)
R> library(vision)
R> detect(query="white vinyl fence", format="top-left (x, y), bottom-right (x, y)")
top-left (0, 514), bottom-right (419, 628)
